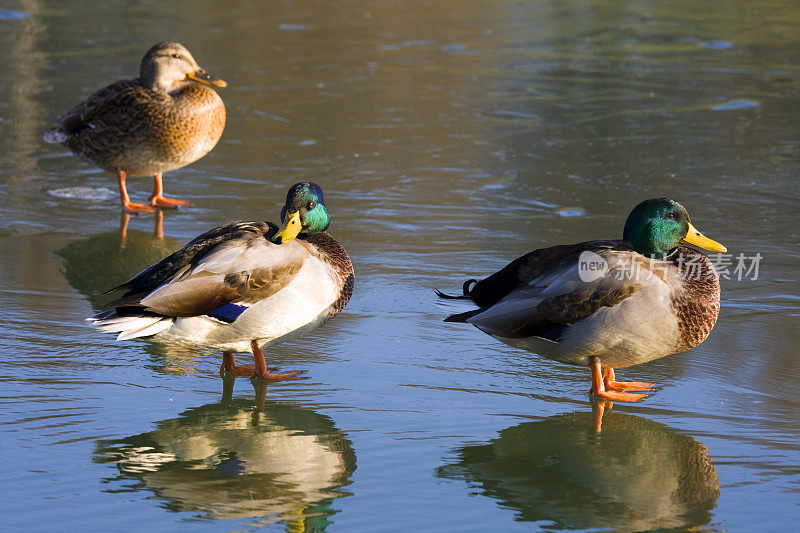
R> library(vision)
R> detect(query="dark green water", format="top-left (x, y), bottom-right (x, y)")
top-left (1, 1), bottom-right (798, 531)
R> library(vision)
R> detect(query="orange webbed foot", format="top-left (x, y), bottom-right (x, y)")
top-left (590, 388), bottom-right (648, 402)
top-left (149, 194), bottom-right (192, 208)
top-left (221, 347), bottom-right (307, 381)
top-left (219, 356), bottom-right (253, 376)
top-left (122, 201), bottom-right (156, 214)
top-left (220, 362), bottom-right (255, 376)
top-left (602, 367), bottom-right (654, 392)
top-left (248, 341), bottom-right (307, 380)
top-left (148, 172), bottom-right (192, 208)
top-left (219, 362), bottom-right (304, 380)
top-left (117, 170), bottom-right (155, 214)
top-left (606, 379), bottom-right (654, 391)
top-left (590, 357), bottom-right (651, 403)
top-left (252, 368), bottom-right (306, 381)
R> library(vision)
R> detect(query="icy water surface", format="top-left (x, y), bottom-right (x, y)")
top-left (1, 1), bottom-right (799, 531)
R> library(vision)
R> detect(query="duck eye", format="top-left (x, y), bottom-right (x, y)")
top-left (665, 212), bottom-right (676, 220)
top-left (308, 201), bottom-right (316, 210)
top-left (172, 53), bottom-right (182, 59)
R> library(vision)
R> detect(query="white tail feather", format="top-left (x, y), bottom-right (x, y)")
top-left (97, 316), bottom-right (161, 333)
top-left (93, 315), bottom-right (157, 327)
top-left (116, 318), bottom-right (174, 340)
top-left (90, 313), bottom-right (174, 340)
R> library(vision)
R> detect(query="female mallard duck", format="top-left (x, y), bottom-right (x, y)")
top-left (440, 198), bottom-right (726, 402)
top-left (88, 182), bottom-right (354, 379)
top-left (44, 41), bottom-right (226, 214)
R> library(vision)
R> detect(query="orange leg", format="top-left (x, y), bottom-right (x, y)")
top-left (154, 209), bottom-right (164, 240)
top-left (220, 352), bottom-right (247, 374)
top-left (117, 170), bottom-right (155, 213)
top-left (119, 208), bottom-right (163, 244)
top-left (149, 172), bottom-right (192, 208)
top-left (119, 212), bottom-right (130, 248)
top-left (589, 356), bottom-right (647, 402)
top-left (602, 367), bottom-right (654, 391)
top-left (219, 342), bottom-right (304, 380)
top-left (591, 399), bottom-right (613, 433)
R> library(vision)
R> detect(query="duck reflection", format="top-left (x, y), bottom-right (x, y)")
top-left (437, 403), bottom-right (719, 531)
top-left (55, 212), bottom-right (180, 309)
top-left (94, 377), bottom-right (356, 527)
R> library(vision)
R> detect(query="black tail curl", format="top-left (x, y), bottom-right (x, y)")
top-left (434, 279), bottom-right (477, 300)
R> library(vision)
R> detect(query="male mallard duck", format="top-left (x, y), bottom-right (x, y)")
top-left (44, 41), bottom-right (226, 214)
top-left (440, 198), bottom-right (726, 402)
top-left (88, 182), bottom-right (354, 379)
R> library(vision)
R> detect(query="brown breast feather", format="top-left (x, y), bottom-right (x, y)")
top-left (667, 246), bottom-right (721, 350)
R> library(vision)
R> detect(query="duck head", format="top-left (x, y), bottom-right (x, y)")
top-left (140, 41), bottom-right (227, 94)
top-left (273, 182), bottom-right (331, 244)
top-left (623, 198), bottom-right (727, 258)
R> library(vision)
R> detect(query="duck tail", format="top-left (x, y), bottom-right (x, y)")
top-left (443, 307), bottom-right (484, 323)
top-left (434, 279), bottom-right (477, 300)
top-left (87, 311), bottom-right (174, 341)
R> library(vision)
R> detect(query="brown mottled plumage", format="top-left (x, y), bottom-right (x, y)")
top-left (441, 198), bottom-right (726, 403)
top-left (45, 41), bottom-right (226, 213)
top-left (668, 247), bottom-right (721, 350)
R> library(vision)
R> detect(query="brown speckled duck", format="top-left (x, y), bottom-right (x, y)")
top-left (439, 198), bottom-right (726, 402)
top-left (45, 41), bottom-right (226, 213)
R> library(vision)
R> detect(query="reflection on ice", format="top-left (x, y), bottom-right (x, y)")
top-left (94, 379), bottom-right (356, 525)
top-left (438, 405), bottom-right (719, 531)
top-left (55, 213), bottom-right (180, 308)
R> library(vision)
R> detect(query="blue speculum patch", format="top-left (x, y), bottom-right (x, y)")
top-left (207, 303), bottom-right (248, 323)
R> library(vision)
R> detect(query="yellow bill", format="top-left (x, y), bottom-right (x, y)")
top-left (187, 67), bottom-right (227, 88)
top-left (682, 222), bottom-right (727, 252)
top-left (274, 211), bottom-right (302, 244)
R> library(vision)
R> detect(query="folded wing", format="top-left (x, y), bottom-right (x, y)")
top-left (105, 221), bottom-right (306, 318)
top-left (54, 78), bottom-right (143, 135)
top-left (453, 245), bottom-right (653, 341)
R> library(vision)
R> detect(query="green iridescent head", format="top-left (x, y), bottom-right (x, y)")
top-left (273, 182), bottom-right (330, 244)
top-left (622, 198), bottom-right (726, 258)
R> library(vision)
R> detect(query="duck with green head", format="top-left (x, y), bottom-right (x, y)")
top-left (88, 182), bottom-right (354, 380)
top-left (45, 41), bottom-right (227, 214)
top-left (440, 198), bottom-right (726, 402)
